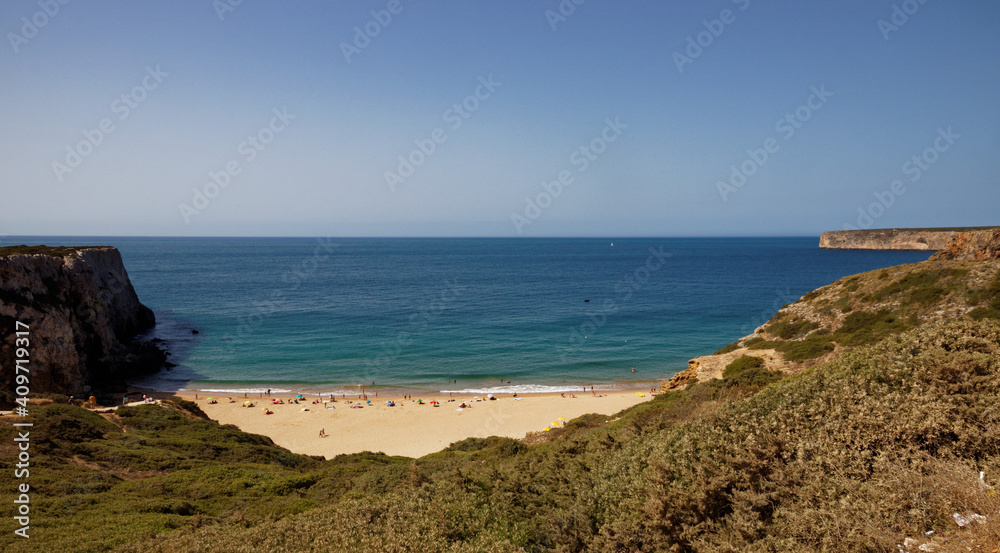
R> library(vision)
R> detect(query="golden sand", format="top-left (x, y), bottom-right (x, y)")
top-left (168, 391), bottom-right (651, 459)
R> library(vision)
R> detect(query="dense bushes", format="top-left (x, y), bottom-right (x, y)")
top-left (766, 316), bottom-right (820, 339)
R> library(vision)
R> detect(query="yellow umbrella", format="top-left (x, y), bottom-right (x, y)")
top-left (558, 417), bottom-right (566, 421)
top-left (543, 427), bottom-right (550, 432)
top-left (636, 392), bottom-right (645, 397)
top-left (552, 421), bottom-right (560, 427)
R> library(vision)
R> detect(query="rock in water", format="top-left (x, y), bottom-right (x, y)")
top-left (0, 246), bottom-right (166, 398)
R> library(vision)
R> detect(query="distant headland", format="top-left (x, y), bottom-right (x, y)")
top-left (819, 226), bottom-right (1000, 252)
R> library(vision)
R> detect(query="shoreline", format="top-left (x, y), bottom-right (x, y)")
top-left (129, 386), bottom-right (655, 458)
top-left (128, 376), bottom-right (664, 399)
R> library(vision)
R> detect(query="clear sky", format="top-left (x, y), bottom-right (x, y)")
top-left (2, 0), bottom-right (998, 237)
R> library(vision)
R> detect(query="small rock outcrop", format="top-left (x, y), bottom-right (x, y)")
top-left (930, 228), bottom-right (1000, 261)
top-left (0, 246), bottom-right (165, 398)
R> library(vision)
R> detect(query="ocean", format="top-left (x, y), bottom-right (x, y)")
top-left (14, 237), bottom-right (931, 396)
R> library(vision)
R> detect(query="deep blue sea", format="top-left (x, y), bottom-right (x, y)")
top-left (15, 237), bottom-right (931, 395)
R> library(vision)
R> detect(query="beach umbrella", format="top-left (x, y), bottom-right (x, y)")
top-left (636, 392), bottom-right (645, 397)
top-left (558, 417), bottom-right (566, 421)
top-left (206, 397), bottom-right (214, 401)
top-left (552, 421), bottom-right (560, 427)
top-left (543, 427), bottom-right (550, 432)
top-left (296, 394), bottom-right (305, 398)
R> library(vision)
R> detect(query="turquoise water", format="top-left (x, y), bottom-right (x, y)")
top-left (16, 237), bottom-right (931, 395)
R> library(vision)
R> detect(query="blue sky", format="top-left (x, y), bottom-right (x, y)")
top-left (2, 0), bottom-right (998, 237)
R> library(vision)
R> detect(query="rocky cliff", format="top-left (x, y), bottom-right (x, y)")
top-left (817, 227), bottom-right (1000, 251)
top-left (929, 228), bottom-right (1000, 261)
top-left (0, 246), bottom-right (165, 398)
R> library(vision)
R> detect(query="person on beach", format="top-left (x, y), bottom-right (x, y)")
top-left (319, 428), bottom-right (326, 438)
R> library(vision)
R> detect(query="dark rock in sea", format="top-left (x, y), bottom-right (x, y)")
top-left (192, 329), bottom-right (200, 334)
top-left (584, 299), bottom-right (590, 302)
top-left (0, 245), bottom-right (167, 400)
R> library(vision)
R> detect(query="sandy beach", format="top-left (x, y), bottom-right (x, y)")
top-left (164, 390), bottom-right (652, 459)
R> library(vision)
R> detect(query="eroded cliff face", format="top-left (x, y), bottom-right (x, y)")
top-left (0, 246), bottom-right (165, 397)
top-left (930, 228), bottom-right (1000, 260)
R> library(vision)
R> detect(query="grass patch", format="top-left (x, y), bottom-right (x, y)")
top-left (868, 267), bottom-right (968, 304)
top-left (713, 342), bottom-right (740, 355)
top-left (722, 355), bottom-right (764, 378)
top-left (766, 316), bottom-right (820, 339)
top-left (970, 306), bottom-right (1000, 320)
top-left (722, 355), bottom-right (782, 390)
top-left (835, 308), bottom-right (914, 346)
top-left (778, 335), bottom-right (836, 360)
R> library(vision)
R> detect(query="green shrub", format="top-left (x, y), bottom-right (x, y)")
top-left (970, 306), bottom-right (1000, 320)
top-left (747, 338), bottom-right (780, 350)
top-left (766, 317), bottom-right (820, 339)
top-left (725, 366), bottom-right (783, 389)
top-left (868, 268), bottom-right (968, 304)
top-left (966, 269), bottom-right (1000, 318)
top-left (835, 309), bottom-right (913, 345)
top-left (713, 342), bottom-right (740, 355)
top-left (910, 286), bottom-right (947, 305)
top-left (164, 397), bottom-right (209, 419)
top-left (723, 355), bottom-right (765, 379)
top-left (777, 336), bottom-right (835, 360)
